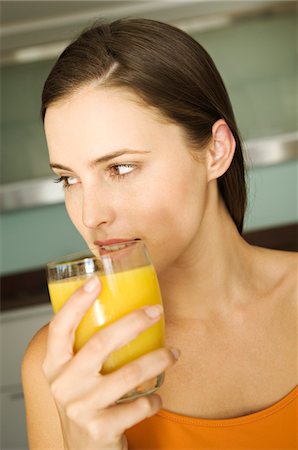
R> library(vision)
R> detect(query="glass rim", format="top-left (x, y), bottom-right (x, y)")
top-left (47, 250), bottom-right (96, 269)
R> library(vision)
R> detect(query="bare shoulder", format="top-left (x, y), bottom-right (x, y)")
top-left (251, 245), bottom-right (297, 290)
top-left (280, 249), bottom-right (298, 290)
top-left (244, 245), bottom-right (297, 388)
top-left (22, 323), bottom-right (64, 449)
top-left (22, 323), bottom-right (49, 369)
top-left (252, 247), bottom-right (297, 338)
top-left (268, 248), bottom-right (297, 294)
top-left (258, 245), bottom-right (297, 268)
top-left (272, 247), bottom-right (298, 270)
top-left (272, 249), bottom-right (298, 324)
top-left (246, 244), bottom-right (297, 327)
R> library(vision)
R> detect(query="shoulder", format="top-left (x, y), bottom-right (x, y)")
top-left (246, 244), bottom-right (297, 314)
top-left (278, 249), bottom-right (297, 289)
top-left (21, 323), bottom-right (50, 403)
top-left (267, 247), bottom-right (297, 291)
top-left (22, 323), bottom-right (49, 373)
top-left (254, 247), bottom-right (297, 326)
top-left (251, 245), bottom-right (297, 286)
top-left (246, 246), bottom-right (297, 381)
top-left (270, 249), bottom-right (297, 316)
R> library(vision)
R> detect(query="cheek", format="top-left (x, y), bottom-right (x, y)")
top-left (144, 167), bottom-right (207, 229)
top-left (151, 190), bottom-right (204, 240)
top-left (139, 172), bottom-right (208, 269)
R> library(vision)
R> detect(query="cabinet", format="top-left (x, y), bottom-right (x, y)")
top-left (0, 304), bottom-right (53, 450)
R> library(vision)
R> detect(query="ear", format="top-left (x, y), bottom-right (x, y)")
top-left (207, 119), bottom-right (236, 182)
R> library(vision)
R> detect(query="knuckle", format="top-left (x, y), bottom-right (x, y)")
top-left (48, 317), bottom-right (62, 337)
top-left (121, 362), bottom-right (142, 386)
top-left (159, 348), bottom-right (174, 366)
top-left (41, 359), bottom-right (56, 383)
top-left (87, 419), bottom-right (104, 440)
top-left (65, 401), bottom-right (81, 422)
top-left (50, 379), bottom-right (65, 403)
top-left (131, 310), bottom-right (149, 330)
top-left (135, 396), bottom-right (152, 416)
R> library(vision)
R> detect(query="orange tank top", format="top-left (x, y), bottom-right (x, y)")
top-left (125, 386), bottom-right (297, 449)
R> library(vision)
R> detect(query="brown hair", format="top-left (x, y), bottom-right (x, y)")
top-left (42, 18), bottom-right (246, 233)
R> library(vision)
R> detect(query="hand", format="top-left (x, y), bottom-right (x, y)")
top-left (42, 276), bottom-right (178, 450)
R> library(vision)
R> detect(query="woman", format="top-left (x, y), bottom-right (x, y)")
top-left (22, 18), bottom-right (297, 449)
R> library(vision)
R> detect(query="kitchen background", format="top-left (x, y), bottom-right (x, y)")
top-left (0, 1), bottom-right (297, 449)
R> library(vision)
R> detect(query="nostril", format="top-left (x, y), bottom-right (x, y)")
top-left (82, 208), bottom-right (115, 230)
top-left (81, 188), bottom-right (117, 229)
top-left (83, 215), bottom-right (109, 229)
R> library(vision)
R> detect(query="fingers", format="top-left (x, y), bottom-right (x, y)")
top-left (43, 276), bottom-right (101, 379)
top-left (109, 394), bottom-right (162, 434)
top-left (78, 394), bottom-right (162, 442)
top-left (69, 305), bottom-right (164, 374)
top-left (84, 347), bottom-right (178, 408)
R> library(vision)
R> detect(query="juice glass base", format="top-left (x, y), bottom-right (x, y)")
top-left (116, 372), bottom-right (165, 403)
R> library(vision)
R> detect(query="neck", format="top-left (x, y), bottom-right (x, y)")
top-left (158, 185), bottom-right (254, 321)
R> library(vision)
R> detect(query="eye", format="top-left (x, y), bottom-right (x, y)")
top-left (54, 175), bottom-right (79, 188)
top-left (108, 163), bottom-right (136, 180)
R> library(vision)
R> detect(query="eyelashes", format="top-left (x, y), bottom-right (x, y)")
top-left (53, 163), bottom-right (136, 188)
top-left (53, 175), bottom-right (76, 188)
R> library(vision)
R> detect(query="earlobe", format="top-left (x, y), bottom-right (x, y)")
top-left (207, 119), bottom-right (236, 182)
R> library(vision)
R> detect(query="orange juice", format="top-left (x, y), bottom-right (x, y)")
top-left (48, 265), bottom-right (164, 373)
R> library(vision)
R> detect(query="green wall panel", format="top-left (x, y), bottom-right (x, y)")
top-left (0, 203), bottom-right (86, 275)
top-left (245, 160), bottom-right (298, 230)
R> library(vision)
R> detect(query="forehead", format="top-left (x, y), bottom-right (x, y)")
top-left (45, 86), bottom-right (168, 135)
top-left (44, 86), bottom-right (190, 159)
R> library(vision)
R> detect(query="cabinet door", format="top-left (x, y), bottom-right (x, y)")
top-left (1, 388), bottom-right (28, 450)
top-left (0, 305), bottom-right (53, 450)
top-left (0, 305), bottom-right (53, 387)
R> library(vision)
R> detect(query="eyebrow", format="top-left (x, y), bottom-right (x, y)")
top-left (49, 149), bottom-right (152, 171)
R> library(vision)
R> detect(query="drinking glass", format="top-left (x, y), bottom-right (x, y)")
top-left (46, 239), bottom-right (165, 402)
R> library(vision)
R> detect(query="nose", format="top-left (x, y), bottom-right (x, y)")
top-left (82, 185), bottom-right (116, 229)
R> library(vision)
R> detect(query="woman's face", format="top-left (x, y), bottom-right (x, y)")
top-left (45, 86), bottom-right (209, 273)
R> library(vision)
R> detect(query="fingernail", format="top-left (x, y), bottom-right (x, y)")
top-left (170, 347), bottom-right (181, 360)
top-left (84, 276), bottom-right (100, 293)
top-left (144, 304), bottom-right (163, 319)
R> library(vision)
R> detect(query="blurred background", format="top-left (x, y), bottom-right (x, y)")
top-left (0, 1), bottom-right (297, 449)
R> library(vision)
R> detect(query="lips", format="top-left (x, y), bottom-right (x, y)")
top-left (94, 238), bottom-right (140, 254)
top-left (94, 238), bottom-right (139, 246)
